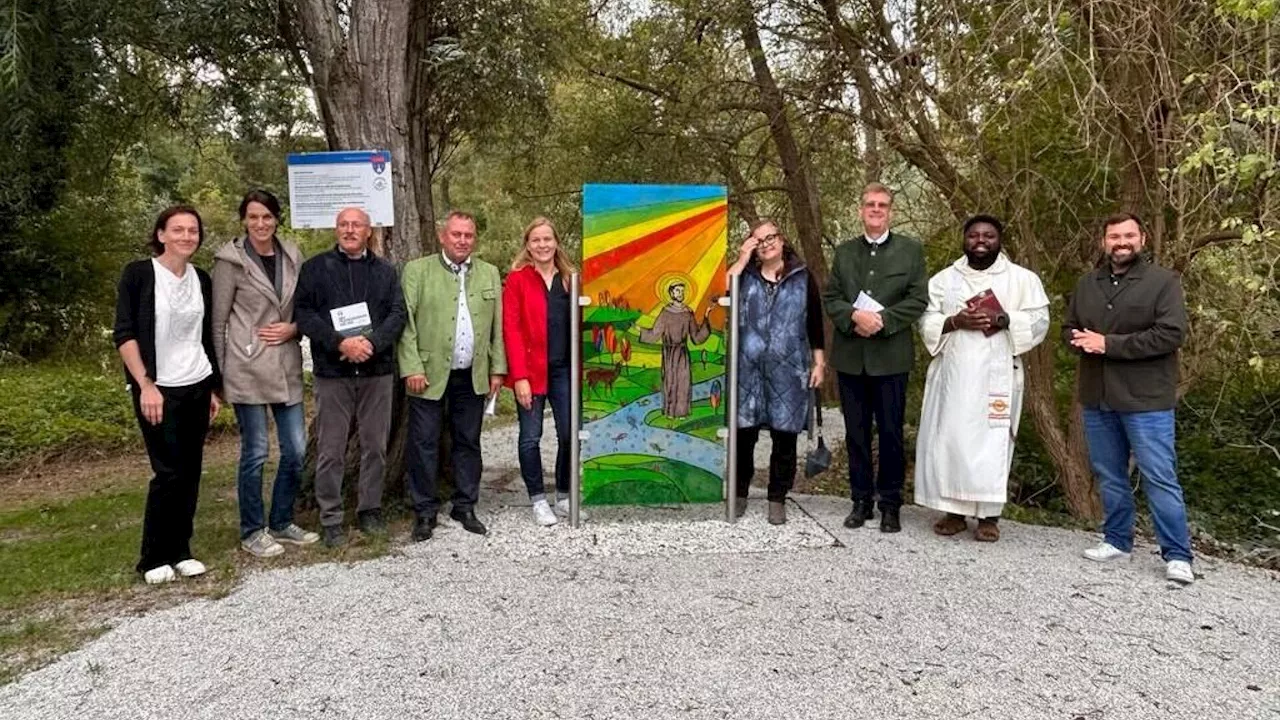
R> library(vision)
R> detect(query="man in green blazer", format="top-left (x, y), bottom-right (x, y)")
top-left (398, 211), bottom-right (507, 541)
top-left (822, 183), bottom-right (928, 533)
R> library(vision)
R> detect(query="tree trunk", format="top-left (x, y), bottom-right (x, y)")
top-left (294, 0), bottom-right (423, 261)
top-left (737, 7), bottom-right (828, 283)
top-left (292, 0), bottom-right (442, 514)
top-left (1024, 344), bottom-right (1102, 520)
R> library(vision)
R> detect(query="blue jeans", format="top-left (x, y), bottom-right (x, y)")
top-left (516, 365), bottom-right (572, 500)
top-left (1083, 408), bottom-right (1192, 563)
top-left (233, 402), bottom-right (306, 539)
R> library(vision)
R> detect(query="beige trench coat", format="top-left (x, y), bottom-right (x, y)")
top-left (211, 237), bottom-right (304, 405)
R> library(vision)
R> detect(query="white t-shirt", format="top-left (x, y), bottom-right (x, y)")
top-left (152, 258), bottom-right (213, 387)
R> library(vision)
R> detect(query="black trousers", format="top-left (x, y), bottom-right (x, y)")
top-left (836, 371), bottom-right (908, 511)
top-left (406, 369), bottom-right (486, 516)
top-left (132, 378), bottom-right (212, 573)
top-left (736, 426), bottom-right (798, 502)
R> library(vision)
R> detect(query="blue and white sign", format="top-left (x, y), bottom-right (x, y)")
top-left (286, 150), bottom-right (395, 229)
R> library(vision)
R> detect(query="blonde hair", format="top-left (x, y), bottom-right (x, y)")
top-left (861, 182), bottom-right (894, 205)
top-left (512, 216), bottom-right (576, 287)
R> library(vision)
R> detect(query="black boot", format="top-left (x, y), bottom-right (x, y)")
top-left (411, 513), bottom-right (436, 542)
top-left (450, 508), bottom-right (488, 535)
top-left (322, 525), bottom-right (346, 548)
top-left (357, 509), bottom-right (386, 536)
top-left (843, 500), bottom-right (875, 529)
top-left (880, 507), bottom-right (901, 533)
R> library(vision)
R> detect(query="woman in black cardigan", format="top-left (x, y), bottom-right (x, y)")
top-left (113, 205), bottom-right (223, 585)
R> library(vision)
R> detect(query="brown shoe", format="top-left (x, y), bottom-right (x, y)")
top-left (932, 513), bottom-right (967, 536)
top-left (767, 500), bottom-right (786, 525)
top-left (974, 519), bottom-right (1001, 542)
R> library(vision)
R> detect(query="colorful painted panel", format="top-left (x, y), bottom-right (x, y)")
top-left (580, 184), bottom-right (729, 505)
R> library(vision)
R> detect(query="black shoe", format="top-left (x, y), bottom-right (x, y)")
top-left (357, 509), bottom-right (386, 536)
top-left (880, 507), bottom-right (901, 533)
top-left (450, 508), bottom-right (487, 535)
top-left (411, 514), bottom-right (435, 542)
top-left (322, 525), bottom-right (345, 548)
top-left (843, 502), bottom-right (875, 529)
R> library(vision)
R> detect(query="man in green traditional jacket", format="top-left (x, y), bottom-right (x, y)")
top-left (398, 211), bottom-right (507, 542)
top-left (822, 183), bottom-right (928, 533)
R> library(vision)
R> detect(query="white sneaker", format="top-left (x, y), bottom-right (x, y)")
top-left (555, 498), bottom-right (588, 522)
top-left (143, 565), bottom-right (176, 585)
top-left (270, 524), bottom-right (320, 546)
top-left (174, 559), bottom-right (207, 578)
top-left (241, 529), bottom-right (285, 557)
top-left (1166, 560), bottom-right (1195, 585)
top-left (532, 500), bottom-right (558, 527)
top-left (1082, 542), bottom-right (1131, 562)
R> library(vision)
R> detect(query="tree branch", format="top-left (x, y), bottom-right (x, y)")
top-left (1175, 229), bottom-right (1244, 272)
top-left (582, 64), bottom-right (677, 101)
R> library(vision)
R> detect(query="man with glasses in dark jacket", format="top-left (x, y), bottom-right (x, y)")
top-left (295, 207), bottom-right (407, 547)
top-left (822, 183), bottom-right (929, 533)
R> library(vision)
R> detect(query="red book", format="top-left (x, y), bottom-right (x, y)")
top-left (965, 289), bottom-right (1006, 337)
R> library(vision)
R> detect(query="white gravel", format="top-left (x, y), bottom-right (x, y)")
top-left (2, 410), bottom-right (1278, 720)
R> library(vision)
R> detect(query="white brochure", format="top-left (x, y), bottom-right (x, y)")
top-left (330, 301), bottom-right (373, 337)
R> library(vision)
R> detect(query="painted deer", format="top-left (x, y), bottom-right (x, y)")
top-left (586, 362), bottom-right (624, 397)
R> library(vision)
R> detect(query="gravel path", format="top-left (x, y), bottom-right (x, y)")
top-left (2, 411), bottom-right (1278, 720)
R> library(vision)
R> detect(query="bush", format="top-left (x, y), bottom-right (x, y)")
top-left (1177, 385), bottom-right (1280, 548)
top-left (0, 360), bottom-right (235, 472)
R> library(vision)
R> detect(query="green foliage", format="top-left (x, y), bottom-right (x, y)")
top-left (0, 362), bottom-right (139, 469)
top-left (1177, 380), bottom-right (1280, 547)
top-left (0, 361), bottom-right (235, 471)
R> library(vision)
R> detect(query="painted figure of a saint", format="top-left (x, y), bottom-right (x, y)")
top-left (640, 279), bottom-right (711, 418)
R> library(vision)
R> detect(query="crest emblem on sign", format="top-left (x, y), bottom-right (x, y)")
top-left (371, 154), bottom-right (387, 174)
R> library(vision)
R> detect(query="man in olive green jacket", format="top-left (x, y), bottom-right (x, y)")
top-left (822, 183), bottom-right (928, 533)
top-left (398, 211), bottom-right (507, 541)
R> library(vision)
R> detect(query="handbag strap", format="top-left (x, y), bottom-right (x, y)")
top-left (813, 389), bottom-right (824, 436)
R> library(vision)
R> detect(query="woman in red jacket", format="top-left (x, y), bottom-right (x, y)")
top-left (504, 217), bottom-right (580, 526)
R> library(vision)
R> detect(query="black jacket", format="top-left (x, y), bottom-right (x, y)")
top-left (113, 259), bottom-right (222, 391)
top-left (1063, 257), bottom-right (1187, 411)
top-left (294, 246), bottom-right (406, 378)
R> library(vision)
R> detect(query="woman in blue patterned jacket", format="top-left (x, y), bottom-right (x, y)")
top-left (727, 219), bottom-right (826, 525)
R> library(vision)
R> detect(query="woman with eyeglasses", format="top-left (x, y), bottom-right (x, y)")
top-left (727, 219), bottom-right (826, 525)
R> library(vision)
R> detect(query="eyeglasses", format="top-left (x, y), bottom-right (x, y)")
top-left (756, 233), bottom-right (782, 246)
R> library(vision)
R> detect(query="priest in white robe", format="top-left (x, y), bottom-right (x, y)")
top-left (914, 215), bottom-right (1050, 541)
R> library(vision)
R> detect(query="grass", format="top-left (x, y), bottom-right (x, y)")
top-left (0, 360), bottom-right (236, 472)
top-left (0, 443), bottom-right (399, 685)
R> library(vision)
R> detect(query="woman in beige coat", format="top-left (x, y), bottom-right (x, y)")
top-left (212, 189), bottom-right (317, 557)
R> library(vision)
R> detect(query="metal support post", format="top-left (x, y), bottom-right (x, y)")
top-left (570, 273), bottom-right (586, 528)
top-left (725, 273), bottom-right (741, 523)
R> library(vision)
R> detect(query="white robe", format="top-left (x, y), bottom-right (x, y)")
top-left (914, 255), bottom-right (1050, 518)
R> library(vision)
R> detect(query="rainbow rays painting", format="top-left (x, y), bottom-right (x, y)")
top-left (579, 184), bottom-right (729, 505)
